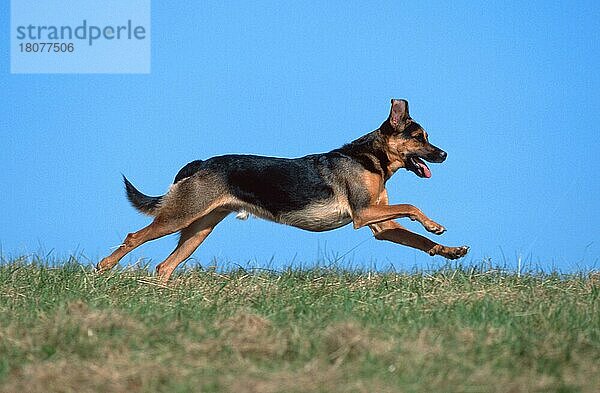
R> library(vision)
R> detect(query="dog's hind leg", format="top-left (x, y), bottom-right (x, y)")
top-left (155, 210), bottom-right (229, 282)
top-left (96, 216), bottom-right (188, 273)
top-left (370, 220), bottom-right (469, 259)
top-left (97, 172), bottom-right (230, 273)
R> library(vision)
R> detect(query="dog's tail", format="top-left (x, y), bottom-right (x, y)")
top-left (123, 175), bottom-right (163, 216)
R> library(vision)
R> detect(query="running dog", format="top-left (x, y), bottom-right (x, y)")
top-left (97, 99), bottom-right (469, 281)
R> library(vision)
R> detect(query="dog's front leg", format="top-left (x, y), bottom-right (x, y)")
top-left (353, 204), bottom-right (446, 234)
top-left (369, 221), bottom-right (469, 259)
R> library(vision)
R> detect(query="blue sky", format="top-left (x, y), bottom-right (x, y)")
top-left (2, 1), bottom-right (599, 272)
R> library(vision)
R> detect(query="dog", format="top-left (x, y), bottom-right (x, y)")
top-left (97, 99), bottom-right (469, 281)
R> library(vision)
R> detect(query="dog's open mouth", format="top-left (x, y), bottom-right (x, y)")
top-left (407, 156), bottom-right (432, 178)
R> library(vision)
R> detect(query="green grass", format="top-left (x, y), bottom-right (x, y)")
top-left (0, 258), bottom-right (598, 393)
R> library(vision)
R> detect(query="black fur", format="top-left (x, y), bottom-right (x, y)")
top-left (169, 127), bottom-right (397, 218)
top-left (174, 160), bottom-right (204, 183)
top-left (123, 176), bottom-right (162, 214)
top-left (197, 155), bottom-right (335, 216)
top-left (332, 130), bottom-right (391, 179)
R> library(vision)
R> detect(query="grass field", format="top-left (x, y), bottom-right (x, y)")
top-left (0, 258), bottom-right (598, 393)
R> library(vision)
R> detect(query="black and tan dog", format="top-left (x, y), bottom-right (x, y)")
top-left (97, 99), bottom-right (468, 281)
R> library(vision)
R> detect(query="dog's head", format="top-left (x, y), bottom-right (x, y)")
top-left (380, 99), bottom-right (447, 178)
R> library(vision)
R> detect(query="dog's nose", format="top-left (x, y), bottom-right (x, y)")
top-left (438, 150), bottom-right (447, 161)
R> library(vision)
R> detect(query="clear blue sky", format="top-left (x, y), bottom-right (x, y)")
top-left (2, 1), bottom-right (599, 272)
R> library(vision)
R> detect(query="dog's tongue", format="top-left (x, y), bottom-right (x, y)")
top-left (415, 158), bottom-right (432, 178)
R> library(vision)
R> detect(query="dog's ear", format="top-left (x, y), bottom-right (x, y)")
top-left (389, 99), bottom-right (409, 128)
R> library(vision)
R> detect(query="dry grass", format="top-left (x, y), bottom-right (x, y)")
top-left (0, 260), bottom-right (598, 392)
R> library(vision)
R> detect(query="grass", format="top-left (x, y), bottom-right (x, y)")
top-left (0, 258), bottom-right (598, 393)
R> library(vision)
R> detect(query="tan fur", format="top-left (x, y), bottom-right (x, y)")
top-left (278, 196), bottom-right (352, 232)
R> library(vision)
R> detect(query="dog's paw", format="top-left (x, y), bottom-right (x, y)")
top-left (429, 245), bottom-right (469, 259)
top-left (444, 245), bottom-right (469, 259)
top-left (96, 257), bottom-right (115, 273)
top-left (424, 220), bottom-right (446, 235)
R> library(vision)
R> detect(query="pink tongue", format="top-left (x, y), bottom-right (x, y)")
top-left (417, 160), bottom-right (432, 178)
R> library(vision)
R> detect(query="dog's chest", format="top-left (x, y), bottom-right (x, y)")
top-left (276, 197), bottom-right (352, 232)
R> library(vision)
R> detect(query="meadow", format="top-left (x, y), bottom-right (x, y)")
top-left (0, 258), bottom-right (598, 392)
